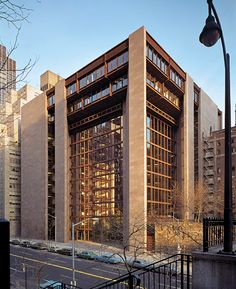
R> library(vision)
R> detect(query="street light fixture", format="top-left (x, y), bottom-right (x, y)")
top-left (71, 217), bottom-right (99, 286)
top-left (199, 0), bottom-right (233, 253)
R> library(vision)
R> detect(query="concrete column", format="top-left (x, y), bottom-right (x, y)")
top-left (55, 79), bottom-right (70, 242)
top-left (21, 92), bottom-right (48, 240)
top-left (182, 74), bottom-right (194, 219)
top-left (123, 26), bottom-right (147, 248)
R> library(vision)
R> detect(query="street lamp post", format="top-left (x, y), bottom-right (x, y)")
top-left (71, 217), bottom-right (99, 286)
top-left (199, 0), bottom-right (233, 253)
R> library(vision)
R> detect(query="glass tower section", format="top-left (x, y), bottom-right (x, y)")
top-left (70, 116), bottom-right (123, 241)
top-left (146, 112), bottom-right (176, 216)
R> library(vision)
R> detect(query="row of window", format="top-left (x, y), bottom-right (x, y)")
top-left (164, 89), bottom-right (180, 108)
top-left (68, 76), bottom-right (127, 114)
top-left (147, 44), bottom-right (184, 90)
top-left (146, 45), bottom-right (167, 75)
top-left (170, 69), bottom-right (184, 89)
top-left (66, 51), bottom-right (129, 97)
top-left (79, 66), bottom-right (105, 90)
top-left (107, 51), bottom-right (128, 73)
top-left (147, 187), bottom-right (171, 203)
top-left (147, 173), bottom-right (171, 189)
top-left (147, 72), bottom-right (180, 108)
top-left (67, 83), bottom-right (76, 96)
top-left (146, 72), bottom-right (162, 93)
top-left (147, 114), bottom-right (173, 138)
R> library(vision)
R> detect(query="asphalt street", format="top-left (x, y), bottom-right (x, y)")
top-left (10, 245), bottom-right (128, 289)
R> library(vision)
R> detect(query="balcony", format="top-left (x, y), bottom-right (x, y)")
top-left (146, 84), bottom-right (181, 119)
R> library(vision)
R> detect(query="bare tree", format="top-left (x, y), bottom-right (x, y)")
top-left (0, 1), bottom-right (36, 94)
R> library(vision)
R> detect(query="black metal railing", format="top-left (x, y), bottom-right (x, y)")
top-left (90, 254), bottom-right (192, 289)
top-left (203, 218), bottom-right (236, 252)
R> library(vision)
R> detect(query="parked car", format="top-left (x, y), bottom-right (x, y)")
top-left (77, 250), bottom-right (98, 260)
top-left (96, 253), bottom-right (122, 264)
top-left (20, 241), bottom-right (31, 248)
top-left (40, 280), bottom-right (62, 288)
top-left (48, 246), bottom-right (59, 253)
top-left (30, 242), bottom-right (47, 250)
top-left (127, 258), bottom-right (149, 269)
top-left (57, 248), bottom-right (73, 256)
top-left (10, 239), bottom-right (20, 245)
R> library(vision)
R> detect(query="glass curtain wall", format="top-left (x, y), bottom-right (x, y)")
top-left (70, 116), bottom-right (123, 241)
top-left (147, 112), bottom-right (176, 216)
top-left (48, 112), bottom-right (55, 240)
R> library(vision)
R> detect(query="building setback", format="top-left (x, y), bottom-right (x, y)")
top-left (21, 27), bottom-right (221, 249)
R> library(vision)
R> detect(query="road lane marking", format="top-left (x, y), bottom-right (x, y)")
top-left (11, 253), bottom-right (112, 281)
top-left (92, 268), bottom-right (118, 275)
top-left (47, 258), bottom-right (67, 264)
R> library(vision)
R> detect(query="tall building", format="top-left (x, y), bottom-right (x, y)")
top-left (0, 44), bottom-right (16, 105)
top-left (0, 84), bottom-right (41, 237)
top-left (21, 27), bottom-right (221, 248)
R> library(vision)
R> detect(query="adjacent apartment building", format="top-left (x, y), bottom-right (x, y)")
top-left (203, 126), bottom-right (236, 218)
top-left (0, 44), bottom-right (16, 105)
top-left (0, 84), bottom-right (41, 237)
top-left (21, 27), bottom-right (221, 248)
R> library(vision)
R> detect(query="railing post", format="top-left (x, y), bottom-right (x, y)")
top-left (0, 218), bottom-right (10, 289)
top-left (203, 218), bottom-right (209, 252)
top-left (128, 274), bottom-right (133, 289)
top-left (186, 255), bottom-right (190, 289)
top-left (180, 254), bottom-right (184, 289)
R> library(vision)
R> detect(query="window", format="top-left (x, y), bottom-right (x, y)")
top-left (66, 82), bottom-right (76, 96)
top-left (118, 55), bottom-right (123, 66)
top-left (47, 94), bottom-right (55, 106)
top-left (79, 77), bottom-right (87, 89)
top-left (111, 76), bottom-right (127, 92)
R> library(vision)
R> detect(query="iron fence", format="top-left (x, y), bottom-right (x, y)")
top-left (203, 218), bottom-right (236, 252)
top-left (90, 254), bottom-right (192, 289)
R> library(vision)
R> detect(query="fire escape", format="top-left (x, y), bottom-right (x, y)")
top-left (203, 137), bottom-right (215, 194)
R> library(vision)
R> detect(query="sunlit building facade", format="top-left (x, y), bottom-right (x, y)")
top-left (21, 27), bottom-right (221, 248)
top-left (0, 85), bottom-right (41, 237)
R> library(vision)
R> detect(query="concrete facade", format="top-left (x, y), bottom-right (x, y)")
top-left (124, 27), bottom-right (147, 244)
top-left (21, 94), bottom-right (48, 240)
top-left (0, 85), bottom-right (41, 237)
top-left (192, 251), bottom-right (236, 289)
top-left (54, 79), bottom-right (70, 242)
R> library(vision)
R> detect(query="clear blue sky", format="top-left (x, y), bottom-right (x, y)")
top-left (1, 0), bottom-right (236, 125)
